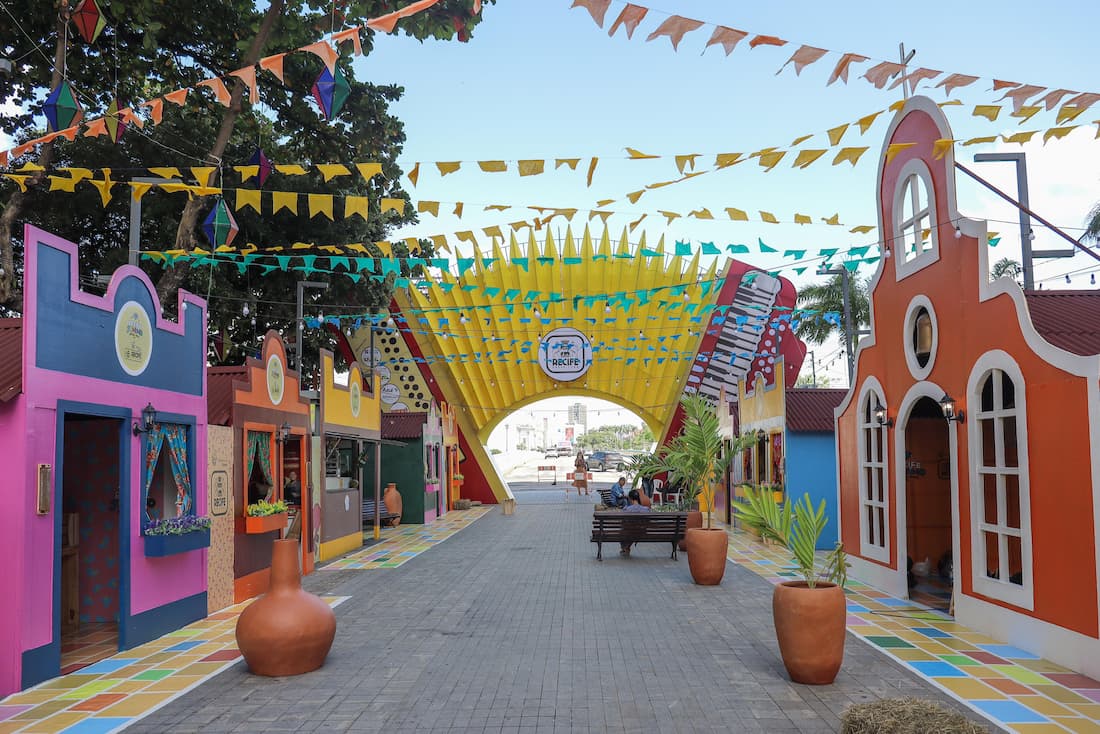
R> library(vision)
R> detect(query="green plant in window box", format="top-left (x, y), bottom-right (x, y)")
top-left (246, 499), bottom-right (288, 517)
top-left (142, 515), bottom-right (212, 557)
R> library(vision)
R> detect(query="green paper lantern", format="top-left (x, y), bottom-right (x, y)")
top-left (44, 80), bottom-right (83, 132)
top-left (202, 198), bottom-right (239, 248)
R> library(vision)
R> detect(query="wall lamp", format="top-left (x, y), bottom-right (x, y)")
top-left (275, 422), bottom-right (293, 444)
top-left (873, 399), bottom-right (894, 428)
top-left (132, 402), bottom-right (157, 435)
top-left (939, 394), bottom-right (965, 423)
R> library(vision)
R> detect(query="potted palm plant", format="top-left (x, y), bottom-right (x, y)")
top-left (735, 485), bottom-right (849, 684)
top-left (648, 394), bottom-right (732, 584)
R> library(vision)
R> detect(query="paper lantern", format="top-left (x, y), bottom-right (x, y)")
top-left (311, 66), bottom-right (350, 121)
top-left (203, 198), bottom-right (239, 248)
top-left (105, 98), bottom-right (127, 143)
top-left (43, 80), bottom-right (83, 132)
top-left (249, 148), bottom-right (272, 187)
top-left (72, 0), bottom-right (107, 43)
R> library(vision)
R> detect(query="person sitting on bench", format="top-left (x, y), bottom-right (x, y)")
top-left (609, 476), bottom-right (629, 509)
top-left (620, 490), bottom-right (650, 555)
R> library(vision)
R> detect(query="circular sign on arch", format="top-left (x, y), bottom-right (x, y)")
top-left (538, 327), bottom-right (592, 382)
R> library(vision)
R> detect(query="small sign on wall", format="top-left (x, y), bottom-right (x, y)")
top-left (210, 470), bottom-right (229, 516)
top-left (36, 463), bottom-right (51, 514)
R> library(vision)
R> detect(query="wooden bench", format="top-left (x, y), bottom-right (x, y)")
top-left (362, 499), bottom-right (400, 528)
top-left (590, 511), bottom-right (688, 561)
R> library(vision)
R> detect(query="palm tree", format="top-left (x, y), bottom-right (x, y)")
top-left (793, 274), bottom-right (871, 345)
top-left (1085, 203), bottom-right (1100, 245)
top-left (990, 257), bottom-right (1023, 281)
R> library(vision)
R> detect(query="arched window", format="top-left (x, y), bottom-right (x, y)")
top-left (969, 355), bottom-right (1033, 609)
top-left (892, 161), bottom-right (939, 278)
top-left (858, 385), bottom-right (890, 562)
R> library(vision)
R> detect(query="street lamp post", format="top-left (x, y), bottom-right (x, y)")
top-left (816, 265), bottom-right (855, 383)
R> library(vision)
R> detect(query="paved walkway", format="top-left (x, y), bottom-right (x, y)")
top-left (120, 494), bottom-right (994, 733)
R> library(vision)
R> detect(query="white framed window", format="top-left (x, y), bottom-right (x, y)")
top-left (858, 382), bottom-right (890, 562)
top-left (967, 352), bottom-right (1033, 610)
top-left (893, 160), bottom-right (939, 279)
top-left (902, 296), bottom-right (939, 381)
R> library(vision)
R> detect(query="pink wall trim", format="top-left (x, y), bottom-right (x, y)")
top-left (0, 397), bottom-right (27, 696)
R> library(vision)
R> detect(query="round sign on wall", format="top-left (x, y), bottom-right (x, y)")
top-left (380, 383), bottom-right (402, 405)
top-left (350, 380), bottom-right (362, 417)
top-left (538, 327), bottom-right (592, 382)
top-left (266, 354), bottom-right (285, 406)
top-left (114, 300), bottom-right (153, 376)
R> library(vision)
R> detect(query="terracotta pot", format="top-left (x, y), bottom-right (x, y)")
top-left (686, 528), bottom-right (728, 585)
top-left (235, 539), bottom-right (336, 676)
top-left (384, 483), bottom-right (402, 527)
top-left (678, 510), bottom-right (703, 551)
top-left (772, 581), bottom-right (846, 684)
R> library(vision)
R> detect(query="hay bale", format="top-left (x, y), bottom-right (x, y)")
top-left (840, 698), bottom-right (987, 734)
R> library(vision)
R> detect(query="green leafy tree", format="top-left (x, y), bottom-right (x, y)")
top-left (1086, 203), bottom-right (1100, 245)
top-left (1, 0), bottom-right (496, 366)
top-left (793, 273), bottom-right (870, 345)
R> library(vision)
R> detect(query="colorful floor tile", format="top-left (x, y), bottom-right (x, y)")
top-left (723, 522), bottom-right (1100, 733)
top-left (0, 596), bottom-right (348, 734)
top-left (60, 624), bottom-right (119, 675)
top-left (321, 506), bottom-right (491, 570)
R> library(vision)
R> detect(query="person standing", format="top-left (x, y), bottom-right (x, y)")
top-left (573, 450), bottom-right (590, 496)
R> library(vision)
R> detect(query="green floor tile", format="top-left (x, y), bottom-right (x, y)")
top-left (864, 636), bottom-right (915, 649)
top-left (990, 664), bottom-right (1051, 685)
top-left (133, 669), bottom-right (175, 681)
top-left (941, 655), bottom-right (981, 666)
top-left (58, 679), bottom-right (122, 699)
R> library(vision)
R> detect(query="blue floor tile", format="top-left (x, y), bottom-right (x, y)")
top-left (879, 597), bottom-right (917, 607)
top-left (61, 717), bottom-right (132, 733)
top-left (846, 604), bottom-right (869, 612)
top-left (164, 640), bottom-right (204, 652)
top-left (76, 658), bottom-right (138, 675)
top-left (912, 627), bottom-right (951, 639)
top-left (977, 644), bottom-right (1040, 660)
top-left (969, 699), bottom-right (1048, 723)
top-left (908, 661), bottom-right (968, 677)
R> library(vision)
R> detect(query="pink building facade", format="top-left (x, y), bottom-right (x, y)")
top-left (0, 226), bottom-right (209, 695)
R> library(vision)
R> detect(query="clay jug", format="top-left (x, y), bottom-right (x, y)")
top-left (235, 539), bottom-right (336, 676)
top-left (685, 528), bottom-right (728, 585)
top-left (772, 581), bottom-right (846, 684)
top-left (384, 483), bottom-right (402, 527)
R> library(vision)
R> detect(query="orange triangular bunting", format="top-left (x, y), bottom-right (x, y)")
top-left (303, 41), bottom-right (337, 73)
top-left (748, 34), bottom-right (786, 49)
top-left (827, 53), bottom-right (868, 85)
top-left (608, 3), bottom-right (647, 39)
top-left (164, 88), bottom-right (189, 106)
top-left (570, 0), bottom-right (611, 27)
top-left (366, 0), bottom-right (441, 33)
top-left (197, 77), bottom-right (232, 106)
top-left (705, 26), bottom-right (747, 56)
top-left (645, 16), bottom-right (704, 51)
top-left (862, 61), bottom-right (904, 89)
top-left (259, 54), bottom-right (286, 84)
top-left (140, 98), bottom-right (165, 125)
top-left (229, 66), bottom-right (259, 104)
top-left (779, 45), bottom-right (827, 76)
top-left (331, 27), bottom-right (363, 56)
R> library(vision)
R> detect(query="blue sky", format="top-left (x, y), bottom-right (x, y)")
top-left (361, 0), bottom-right (1100, 391)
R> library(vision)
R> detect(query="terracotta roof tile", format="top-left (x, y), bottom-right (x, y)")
top-left (1024, 290), bottom-right (1100, 357)
top-left (207, 366), bottom-right (247, 426)
top-left (785, 388), bottom-right (846, 432)
top-left (381, 411), bottom-right (427, 440)
top-left (0, 319), bottom-right (22, 403)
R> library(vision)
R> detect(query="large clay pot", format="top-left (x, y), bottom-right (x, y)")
top-left (384, 483), bottom-right (402, 527)
top-left (686, 528), bottom-right (728, 585)
top-left (678, 510), bottom-right (703, 551)
top-left (772, 581), bottom-right (846, 684)
top-left (236, 539), bottom-right (336, 676)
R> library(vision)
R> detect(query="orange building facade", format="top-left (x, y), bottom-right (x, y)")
top-left (835, 97), bottom-right (1100, 680)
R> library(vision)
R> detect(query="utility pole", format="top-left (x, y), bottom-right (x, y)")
top-left (295, 280), bottom-right (329, 377)
top-left (969, 153), bottom-right (1075, 290)
top-left (816, 265), bottom-right (855, 383)
top-left (805, 350), bottom-right (817, 387)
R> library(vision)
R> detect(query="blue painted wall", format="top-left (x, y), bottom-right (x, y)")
top-left (35, 243), bottom-right (204, 396)
top-left (786, 431), bottom-right (839, 550)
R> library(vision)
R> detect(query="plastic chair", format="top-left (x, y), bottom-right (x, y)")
top-left (651, 478), bottom-right (665, 505)
top-left (662, 480), bottom-right (682, 508)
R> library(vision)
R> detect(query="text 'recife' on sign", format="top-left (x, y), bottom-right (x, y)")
top-left (538, 327), bottom-right (592, 382)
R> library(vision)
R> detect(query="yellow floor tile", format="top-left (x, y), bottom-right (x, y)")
top-left (1017, 695), bottom-right (1077, 717)
top-left (98, 691), bottom-right (174, 717)
top-left (1053, 716), bottom-right (1100, 733)
top-left (938, 637), bottom-right (976, 650)
top-left (1063, 703), bottom-right (1100, 719)
top-left (178, 662), bottom-right (228, 676)
top-left (0, 690), bottom-right (57, 705)
top-left (104, 680), bottom-right (154, 694)
top-left (35, 675), bottom-right (97, 691)
top-left (1019, 658), bottom-right (1074, 674)
top-left (19, 711), bottom-right (88, 733)
top-left (919, 641), bottom-right (958, 655)
top-left (143, 675), bottom-right (202, 693)
top-left (11, 700), bottom-right (71, 720)
top-left (1012, 725), bottom-right (1077, 734)
top-left (888, 648), bottom-right (939, 661)
top-left (0, 722), bottom-right (26, 734)
top-left (935, 677), bottom-right (1006, 699)
top-left (1031, 685), bottom-right (1095, 705)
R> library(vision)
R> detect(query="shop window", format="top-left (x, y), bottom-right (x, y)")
top-left (324, 437), bottom-right (359, 490)
top-left (970, 362), bottom-right (1032, 608)
top-left (858, 386), bottom-right (889, 562)
top-left (893, 162), bottom-right (939, 278)
top-left (143, 423), bottom-right (195, 525)
top-left (246, 430), bottom-right (275, 505)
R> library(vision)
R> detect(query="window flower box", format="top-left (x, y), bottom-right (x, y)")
top-left (144, 528), bottom-right (211, 557)
top-left (244, 512), bottom-right (287, 534)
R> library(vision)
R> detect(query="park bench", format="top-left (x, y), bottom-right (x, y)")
top-left (590, 511), bottom-right (688, 561)
top-left (362, 498), bottom-right (400, 528)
